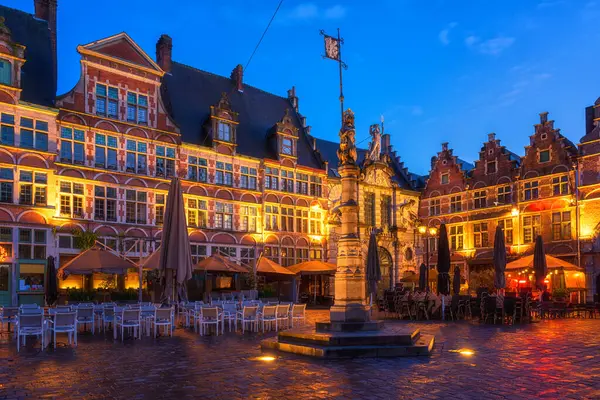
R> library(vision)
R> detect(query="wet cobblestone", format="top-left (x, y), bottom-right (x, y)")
top-left (1, 311), bottom-right (599, 399)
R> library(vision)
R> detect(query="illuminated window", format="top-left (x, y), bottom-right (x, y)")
top-left (187, 198), bottom-right (207, 228)
top-left (155, 193), bottom-right (166, 225)
top-left (523, 181), bottom-right (539, 200)
top-left (498, 219), bottom-right (513, 244)
top-left (265, 205), bottom-right (279, 231)
top-left (19, 171), bottom-right (47, 206)
top-left (523, 215), bottom-right (541, 243)
top-left (190, 243), bottom-right (208, 264)
top-left (441, 173), bottom-right (449, 184)
top-left (281, 247), bottom-right (294, 266)
top-left (18, 228), bottom-right (46, 260)
top-left (0, 58), bottom-right (11, 85)
top-left (473, 190), bottom-right (486, 209)
top-left (310, 210), bottom-right (322, 234)
top-left (497, 185), bottom-right (512, 204)
top-left (265, 167), bottom-right (279, 190)
top-left (552, 175), bottom-right (569, 196)
top-left (310, 247), bottom-right (323, 260)
top-left (364, 192), bottom-right (375, 226)
top-left (217, 122), bottom-right (232, 142)
top-left (156, 145), bottom-right (176, 178)
top-left (215, 161), bottom-right (233, 186)
top-left (240, 166), bottom-right (257, 190)
top-left (240, 205), bottom-right (258, 232)
top-left (450, 195), bottom-right (462, 213)
top-left (0, 168), bottom-right (13, 203)
top-left (429, 198), bottom-right (440, 216)
top-left (60, 181), bottom-right (84, 218)
top-left (281, 170), bottom-right (294, 193)
top-left (60, 127), bottom-right (85, 165)
top-left (1, 113), bottom-right (15, 146)
top-left (127, 92), bottom-right (148, 124)
top-left (296, 209), bottom-right (308, 233)
top-left (381, 195), bottom-right (392, 227)
top-left (215, 202), bottom-right (233, 230)
top-left (296, 173), bottom-right (308, 195)
top-left (552, 211), bottom-right (571, 241)
top-left (0, 227), bottom-right (12, 260)
top-left (20, 117), bottom-right (48, 151)
top-left (539, 150), bottom-right (550, 163)
top-left (126, 189), bottom-right (147, 224)
top-left (126, 139), bottom-right (147, 174)
top-left (449, 225), bottom-right (464, 250)
top-left (281, 206), bottom-right (294, 232)
top-left (188, 156), bottom-right (207, 182)
top-left (264, 246), bottom-right (279, 263)
top-left (473, 222), bottom-right (488, 248)
top-left (95, 133), bottom-right (118, 170)
top-left (94, 186), bottom-right (117, 222)
top-left (281, 137), bottom-right (293, 155)
top-left (96, 83), bottom-right (118, 118)
top-left (310, 176), bottom-right (322, 197)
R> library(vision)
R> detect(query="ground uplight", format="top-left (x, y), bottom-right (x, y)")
top-left (449, 348), bottom-right (475, 356)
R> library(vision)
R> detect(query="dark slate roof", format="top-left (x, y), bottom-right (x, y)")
top-left (0, 6), bottom-right (55, 107)
top-left (457, 158), bottom-right (474, 172)
top-left (314, 137), bottom-right (415, 190)
top-left (161, 62), bottom-right (324, 170)
top-left (506, 150), bottom-right (521, 165)
top-left (409, 173), bottom-right (427, 190)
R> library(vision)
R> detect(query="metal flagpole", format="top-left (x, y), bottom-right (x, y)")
top-left (337, 28), bottom-right (344, 126)
top-left (321, 28), bottom-right (348, 126)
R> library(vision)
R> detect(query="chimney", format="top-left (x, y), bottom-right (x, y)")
top-left (156, 34), bottom-right (172, 73)
top-left (441, 142), bottom-right (449, 151)
top-left (230, 64), bottom-right (243, 92)
top-left (301, 116), bottom-right (307, 127)
top-left (287, 86), bottom-right (299, 112)
top-left (488, 132), bottom-right (496, 142)
top-left (539, 112), bottom-right (548, 124)
top-left (381, 134), bottom-right (391, 154)
top-left (34, 0), bottom-right (57, 85)
top-left (312, 137), bottom-right (317, 151)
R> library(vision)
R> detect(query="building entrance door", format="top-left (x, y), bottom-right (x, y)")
top-left (378, 247), bottom-right (393, 294)
top-left (0, 264), bottom-right (10, 306)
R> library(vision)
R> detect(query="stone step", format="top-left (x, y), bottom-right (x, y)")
top-left (277, 327), bottom-right (420, 347)
top-left (261, 334), bottom-right (435, 359)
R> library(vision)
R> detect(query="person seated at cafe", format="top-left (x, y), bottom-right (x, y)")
top-left (428, 291), bottom-right (441, 315)
top-left (541, 286), bottom-right (550, 302)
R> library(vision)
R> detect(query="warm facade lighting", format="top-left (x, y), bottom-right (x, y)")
top-left (429, 227), bottom-right (438, 236)
top-left (511, 207), bottom-right (519, 217)
top-left (418, 225), bottom-right (426, 234)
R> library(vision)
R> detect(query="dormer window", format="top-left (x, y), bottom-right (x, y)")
top-left (217, 122), bottom-right (232, 142)
top-left (0, 59), bottom-right (10, 85)
top-left (127, 92), bottom-right (148, 125)
top-left (441, 173), bottom-right (449, 184)
top-left (282, 137), bottom-right (293, 155)
top-left (96, 83), bottom-right (119, 119)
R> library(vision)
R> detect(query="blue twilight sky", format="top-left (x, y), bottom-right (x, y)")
top-left (7, 0), bottom-right (600, 175)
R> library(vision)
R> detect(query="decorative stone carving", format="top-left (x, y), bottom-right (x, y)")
top-left (363, 169), bottom-right (391, 187)
top-left (367, 123), bottom-right (381, 161)
top-left (337, 109), bottom-right (357, 166)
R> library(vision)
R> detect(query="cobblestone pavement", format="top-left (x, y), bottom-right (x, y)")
top-left (1, 310), bottom-right (600, 399)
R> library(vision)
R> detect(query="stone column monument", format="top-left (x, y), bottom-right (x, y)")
top-left (328, 109), bottom-right (371, 324)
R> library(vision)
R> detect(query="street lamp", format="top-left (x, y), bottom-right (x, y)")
top-left (418, 225), bottom-right (438, 289)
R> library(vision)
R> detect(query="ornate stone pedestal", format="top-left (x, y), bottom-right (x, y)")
top-left (260, 109), bottom-right (434, 358)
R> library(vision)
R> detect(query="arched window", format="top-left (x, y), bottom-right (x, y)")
top-left (405, 247), bottom-right (413, 261)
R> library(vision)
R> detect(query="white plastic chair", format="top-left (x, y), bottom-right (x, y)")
top-left (237, 306), bottom-right (258, 333)
top-left (16, 313), bottom-right (45, 352)
top-left (100, 306), bottom-right (115, 333)
top-left (76, 307), bottom-right (95, 333)
top-left (152, 308), bottom-right (173, 338)
top-left (116, 309), bottom-right (142, 341)
top-left (276, 304), bottom-right (291, 330)
top-left (290, 304), bottom-right (306, 327)
top-left (47, 312), bottom-right (77, 349)
top-left (261, 305), bottom-right (278, 332)
top-left (200, 307), bottom-right (221, 336)
top-left (222, 303), bottom-right (238, 332)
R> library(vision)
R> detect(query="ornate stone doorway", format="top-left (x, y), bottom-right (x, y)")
top-left (378, 246), bottom-right (393, 294)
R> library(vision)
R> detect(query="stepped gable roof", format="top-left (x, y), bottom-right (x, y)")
top-left (161, 62), bottom-right (324, 170)
top-left (0, 6), bottom-right (55, 107)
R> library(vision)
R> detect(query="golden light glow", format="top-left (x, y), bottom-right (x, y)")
top-left (511, 207), bottom-right (519, 217)
top-left (580, 226), bottom-right (593, 238)
top-left (310, 203), bottom-right (322, 211)
top-left (418, 226), bottom-right (427, 234)
top-left (449, 349), bottom-right (475, 356)
top-left (252, 356), bottom-right (276, 362)
top-left (429, 227), bottom-right (437, 236)
top-left (310, 235), bottom-right (323, 242)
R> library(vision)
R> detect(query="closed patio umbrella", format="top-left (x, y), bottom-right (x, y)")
top-left (436, 223), bottom-right (451, 295)
top-left (45, 255), bottom-right (58, 306)
top-left (452, 265), bottom-right (461, 295)
top-left (366, 229), bottom-right (382, 300)
top-left (159, 178), bottom-right (193, 303)
top-left (418, 263), bottom-right (427, 291)
top-left (493, 225), bottom-right (506, 291)
top-left (533, 235), bottom-right (548, 290)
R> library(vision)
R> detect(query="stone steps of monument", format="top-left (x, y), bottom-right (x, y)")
top-left (277, 327), bottom-right (420, 347)
top-left (261, 334), bottom-right (435, 359)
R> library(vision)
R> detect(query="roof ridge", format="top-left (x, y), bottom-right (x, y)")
top-left (172, 61), bottom-right (288, 100)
